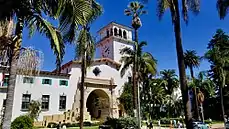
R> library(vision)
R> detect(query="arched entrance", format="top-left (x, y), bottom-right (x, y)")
top-left (86, 89), bottom-right (110, 120)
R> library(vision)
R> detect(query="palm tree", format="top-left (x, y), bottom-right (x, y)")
top-left (0, 0), bottom-right (95, 128)
top-left (0, 1), bottom-right (64, 128)
top-left (124, 3), bottom-right (146, 126)
top-left (205, 29), bottom-right (229, 127)
top-left (184, 50), bottom-right (201, 120)
top-left (217, 0), bottom-right (229, 19)
top-left (73, 1), bottom-right (102, 129)
top-left (142, 0), bottom-right (200, 127)
top-left (120, 41), bottom-right (156, 128)
top-left (160, 69), bottom-right (179, 95)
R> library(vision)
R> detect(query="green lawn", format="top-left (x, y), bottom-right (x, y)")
top-left (67, 126), bottom-right (98, 129)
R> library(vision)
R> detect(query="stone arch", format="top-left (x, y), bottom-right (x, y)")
top-left (114, 28), bottom-right (118, 36)
top-left (123, 30), bottom-right (127, 39)
top-left (119, 29), bottom-right (122, 37)
top-left (86, 89), bottom-right (110, 120)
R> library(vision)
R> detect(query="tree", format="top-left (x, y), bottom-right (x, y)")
top-left (217, 0), bottom-right (229, 19)
top-left (142, 0), bottom-right (201, 127)
top-left (146, 79), bottom-right (166, 120)
top-left (124, 2), bottom-right (146, 128)
top-left (184, 50), bottom-right (201, 120)
top-left (74, 1), bottom-right (102, 129)
top-left (160, 69), bottom-right (179, 95)
top-left (119, 82), bottom-right (134, 116)
top-left (205, 29), bottom-right (229, 126)
top-left (120, 41), bottom-right (156, 128)
top-left (28, 100), bottom-right (41, 121)
top-left (0, 1), bottom-right (64, 128)
top-left (0, 0), bottom-right (95, 128)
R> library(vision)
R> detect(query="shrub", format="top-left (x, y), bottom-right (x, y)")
top-left (62, 122), bottom-right (72, 127)
top-left (47, 122), bottom-right (57, 128)
top-left (11, 115), bottom-right (33, 129)
top-left (70, 123), bottom-right (78, 127)
top-left (104, 117), bottom-right (137, 129)
top-left (83, 121), bottom-right (92, 126)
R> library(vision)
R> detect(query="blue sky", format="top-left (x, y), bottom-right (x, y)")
top-left (22, 0), bottom-right (229, 77)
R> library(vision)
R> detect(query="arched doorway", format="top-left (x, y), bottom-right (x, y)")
top-left (86, 89), bottom-right (110, 120)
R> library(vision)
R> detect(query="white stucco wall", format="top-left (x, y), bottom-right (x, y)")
top-left (12, 75), bottom-right (74, 121)
top-left (113, 41), bottom-right (133, 63)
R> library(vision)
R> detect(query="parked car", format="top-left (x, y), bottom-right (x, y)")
top-left (226, 121), bottom-right (229, 129)
top-left (192, 121), bottom-right (209, 129)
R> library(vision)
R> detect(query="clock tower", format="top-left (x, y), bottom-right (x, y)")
top-left (97, 22), bottom-right (134, 63)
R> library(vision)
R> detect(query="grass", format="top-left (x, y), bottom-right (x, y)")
top-left (67, 126), bottom-right (98, 129)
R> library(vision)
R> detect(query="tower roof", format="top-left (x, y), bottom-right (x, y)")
top-left (97, 21), bottom-right (133, 34)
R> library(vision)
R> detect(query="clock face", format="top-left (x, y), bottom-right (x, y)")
top-left (102, 44), bottom-right (111, 58)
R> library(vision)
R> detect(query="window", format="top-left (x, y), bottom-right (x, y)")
top-left (42, 79), bottom-right (52, 85)
top-left (59, 96), bottom-right (66, 110)
top-left (123, 30), bottom-right (127, 39)
top-left (59, 80), bottom-right (68, 86)
top-left (3, 75), bottom-right (9, 86)
top-left (21, 94), bottom-right (31, 110)
top-left (119, 29), bottom-right (122, 37)
top-left (42, 95), bottom-right (50, 110)
top-left (114, 28), bottom-right (118, 36)
top-left (23, 77), bottom-right (34, 84)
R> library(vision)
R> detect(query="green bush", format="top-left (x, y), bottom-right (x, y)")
top-left (70, 123), bottom-right (78, 127)
top-left (11, 115), bottom-right (34, 129)
top-left (83, 121), bottom-right (92, 126)
top-left (104, 117), bottom-right (137, 129)
top-left (47, 122), bottom-right (57, 128)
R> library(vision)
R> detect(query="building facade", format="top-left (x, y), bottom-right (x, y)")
top-left (0, 22), bottom-right (134, 125)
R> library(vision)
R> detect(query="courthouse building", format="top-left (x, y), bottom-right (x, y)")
top-left (0, 22), bottom-right (134, 125)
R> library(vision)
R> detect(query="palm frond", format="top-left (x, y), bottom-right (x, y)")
top-left (157, 0), bottom-right (170, 20)
top-left (120, 47), bottom-right (135, 55)
top-left (217, 0), bottom-right (229, 19)
top-left (120, 56), bottom-right (133, 77)
top-left (27, 14), bottom-right (65, 70)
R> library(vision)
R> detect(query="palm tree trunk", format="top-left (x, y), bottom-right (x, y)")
top-left (79, 46), bottom-right (87, 129)
top-left (2, 17), bottom-right (24, 129)
top-left (190, 67), bottom-right (200, 121)
top-left (134, 28), bottom-right (141, 129)
top-left (133, 29), bottom-right (138, 110)
top-left (220, 86), bottom-right (226, 128)
top-left (173, 0), bottom-right (193, 128)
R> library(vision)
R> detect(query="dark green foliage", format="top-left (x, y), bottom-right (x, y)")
top-left (118, 82), bottom-right (134, 116)
top-left (83, 121), bottom-right (92, 126)
top-left (104, 117), bottom-right (137, 129)
top-left (11, 115), bottom-right (33, 129)
top-left (47, 122), bottom-right (58, 128)
top-left (28, 100), bottom-right (41, 120)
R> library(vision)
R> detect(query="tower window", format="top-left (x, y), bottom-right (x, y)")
top-left (119, 29), bottom-right (122, 37)
top-left (114, 28), bottom-right (118, 36)
top-left (106, 30), bottom-right (109, 38)
top-left (123, 31), bottom-right (127, 39)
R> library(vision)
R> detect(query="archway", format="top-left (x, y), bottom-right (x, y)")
top-left (86, 89), bottom-right (110, 120)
